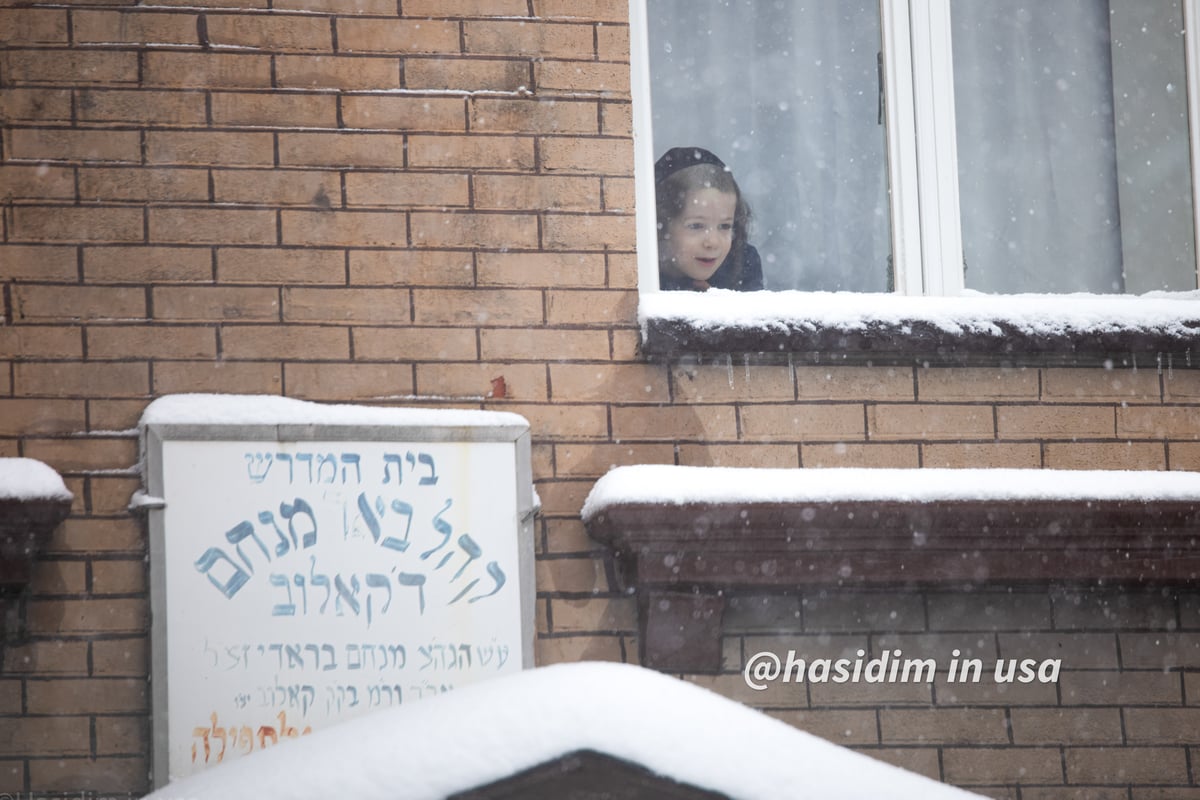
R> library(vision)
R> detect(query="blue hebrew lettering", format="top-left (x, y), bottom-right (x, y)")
top-left (450, 534), bottom-right (481, 581)
top-left (417, 452), bottom-right (438, 485)
top-left (270, 574), bottom-right (296, 616)
top-left (397, 572), bottom-right (426, 615)
top-left (383, 454), bottom-right (403, 484)
top-left (259, 510), bottom-right (292, 558)
top-left (317, 453), bottom-right (337, 484)
top-left (295, 453), bottom-right (313, 483)
top-left (469, 561), bottom-right (507, 603)
top-left (334, 574), bottom-right (361, 616)
top-left (195, 547), bottom-right (250, 599)
top-left (364, 573), bottom-right (392, 626)
top-left (225, 520), bottom-right (269, 575)
top-left (309, 557), bottom-right (331, 614)
top-left (420, 499), bottom-right (454, 560)
top-left (293, 574), bottom-right (307, 615)
top-left (245, 453), bottom-right (273, 483)
top-left (380, 499), bottom-right (414, 553)
top-left (275, 453), bottom-right (294, 483)
top-left (340, 453), bottom-right (361, 484)
top-left (280, 498), bottom-right (318, 549)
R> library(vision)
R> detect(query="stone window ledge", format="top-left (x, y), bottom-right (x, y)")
top-left (583, 467), bottom-right (1200, 672)
top-left (639, 290), bottom-right (1200, 366)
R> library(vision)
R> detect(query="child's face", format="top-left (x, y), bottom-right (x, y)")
top-left (662, 187), bottom-right (737, 283)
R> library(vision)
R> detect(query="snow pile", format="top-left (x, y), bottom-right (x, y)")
top-left (582, 465), bottom-right (1200, 520)
top-left (641, 289), bottom-right (1200, 337)
top-left (140, 394), bottom-right (528, 429)
top-left (143, 661), bottom-right (984, 800)
top-left (0, 459), bottom-right (73, 502)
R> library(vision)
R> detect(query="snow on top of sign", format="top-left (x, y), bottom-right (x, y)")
top-left (640, 288), bottom-right (1200, 336)
top-left (0, 458), bottom-right (73, 502)
top-left (140, 394), bottom-right (529, 429)
top-left (581, 465), bottom-right (1200, 519)
top-left (143, 661), bottom-right (984, 800)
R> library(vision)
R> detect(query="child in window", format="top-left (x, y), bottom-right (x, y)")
top-left (654, 147), bottom-right (764, 291)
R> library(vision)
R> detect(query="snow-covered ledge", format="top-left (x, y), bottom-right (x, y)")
top-left (583, 466), bottom-right (1200, 672)
top-left (639, 290), bottom-right (1200, 366)
top-left (0, 459), bottom-right (74, 631)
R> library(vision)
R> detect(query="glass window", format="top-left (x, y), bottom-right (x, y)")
top-left (646, 0), bottom-right (892, 291)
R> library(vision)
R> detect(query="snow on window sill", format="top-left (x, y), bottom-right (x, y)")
top-left (639, 289), bottom-right (1200, 366)
top-left (584, 465), bottom-right (1200, 672)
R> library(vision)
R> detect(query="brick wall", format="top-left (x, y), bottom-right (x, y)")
top-left (2, 1), bottom-right (1199, 796)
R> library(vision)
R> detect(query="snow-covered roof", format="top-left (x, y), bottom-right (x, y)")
top-left (142, 662), bottom-right (984, 800)
top-left (139, 394), bottom-right (528, 429)
top-left (0, 458), bottom-right (73, 502)
top-left (582, 465), bottom-right (1200, 520)
top-left (640, 289), bottom-right (1200, 338)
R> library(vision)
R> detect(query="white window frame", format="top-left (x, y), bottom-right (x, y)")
top-left (630, 0), bottom-right (1200, 297)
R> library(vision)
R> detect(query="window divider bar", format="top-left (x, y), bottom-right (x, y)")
top-left (1184, 0), bottom-right (1200, 289)
top-left (628, 0), bottom-right (662, 293)
top-left (881, 0), bottom-right (925, 296)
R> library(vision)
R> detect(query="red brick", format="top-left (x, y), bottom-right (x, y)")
top-left (72, 9), bottom-right (198, 45)
top-left (535, 634), bottom-right (623, 666)
top-left (412, 288), bottom-right (542, 325)
top-left (540, 137), bottom-right (632, 175)
top-left (880, 708), bottom-right (1010, 745)
top-left (0, 327), bottom-right (83, 360)
top-left (0, 245), bottom-right (78, 281)
top-left (543, 212), bottom-right (636, 250)
top-left (679, 443), bottom-right (799, 468)
top-left (404, 0), bottom-right (529, 16)
top-left (76, 88), bottom-right (207, 125)
top-left (275, 54), bottom-right (400, 90)
top-left (0, 8), bottom-right (68, 43)
top-left (284, 362), bottom-right (413, 401)
top-left (92, 638), bottom-right (147, 677)
top-left (26, 677), bottom-right (147, 714)
top-left (87, 325), bottom-right (216, 359)
top-left (482, 328), bottom-right (609, 361)
top-left (27, 599), bottom-right (146, 636)
top-left (922, 442), bottom-right (1041, 468)
top-left (672, 363), bottom-right (793, 403)
top-left (1124, 709), bottom-right (1200, 744)
top-left (535, 61), bottom-right (630, 96)
top-left (550, 363), bottom-right (667, 402)
top-left (12, 206), bottom-right (144, 244)
top-left (8, 128), bottom-right (140, 163)
top-left (154, 286), bottom-right (278, 322)
top-left (795, 366), bottom-right (914, 400)
top-left (210, 91), bottom-right (338, 128)
top-left (217, 247), bottom-right (344, 284)
top-left (153, 361), bottom-right (281, 394)
top-left (0, 164), bottom-right (75, 201)
top-left (275, 0), bottom-right (390, 11)
top-left (344, 172), bottom-right (469, 208)
top-left (1058, 670), bottom-right (1182, 705)
top-left (475, 174), bottom-right (601, 212)
top-left (1119, 407), bottom-right (1200, 439)
top-left (554, 442), bottom-right (674, 477)
top-left (464, 20), bottom-right (592, 57)
top-left (1065, 748), bottom-right (1188, 785)
top-left (535, 555), bottom-right (608, 593)
top-left (281, 211), bottom-right (405, 247)
top-left (89, 476), bottom-right (142, 515)
top-left (742, 404), bottom-right (866, 442)
top-left (0, 87), bottom-right (72, 123)
top-left (144, 52), bottom-right (272, 88)
top-left (601, 100), bottom-right (632, 136)
top-left (1171, 442), bottom-right (1200, 470)
top-left (213, 169), bottom-right (341, 208)
top-left (867, 404), bottom-right (994, 441)
top-left (498, 403), bottom-right (610, 440)
top-left (409, 135), bottom-right (535, 170)
top-left (341, 95), bottom-right (466, 131)
top-left (1, 639), bottom-right (88, 674)
top-left (0, 50), bottom-right (138, 85)
top-left (95, 716), bottom-right (148, 757)
top-left (996, 406), bottom-right (1115, 438)
top-left (1043, 367), bottom-right (1161, 402)
top-left (802, 442), bottom-right (918, 467)
top-left (278, 132), bottom-right (407, 168)
top-left (943, 748), bottom-right (1064, 785)
top-left (78, 167), bottom-right (210, 203)
top-left (282, 287), bottom-right (408, 323)
top-left (470, 97), bottom-right (599, 133)
top-left (337, 17), bottom-right (460, 53)
top-left (47, 518), bottom-right (144, 556)
top-left (597, 25), bottom-right (630, 61)
top-left (405, 57), bottom-right (530, 92)
top-left (349, 249), bottom-right (473, 286)
top-left (91, 559), bottom-right (145, 595)
top-left (1044, 442), bottom-right (1166, 470)
top-left (546, 289), bottom-right (636, 325)
top-left (17, 364), bottom-right (147, 400)
top-left (28, 757), bottom-right (148, 795)
top-left (603, 176), bottom-right (634, 211)
top-left (354, 327), bottom-right (478, 361)
top-left (146, 131), bottom-right (275, 167)
top-left (918, 366), bottom-right (1039, 400)
top-left (477, 251), bottom-right (604, 287)
top-left (13, 285), bottom-right (146, 323)
top-left (1120, 633), bottom-right (1200, 669)
top-left (206, 13), bottom-right (331, 51)
top-left (0, 399), bottom-right (85, 436)
top-left (532, 0), bottom-right (627, 22)
top-left (22, 437), bottom-right (139, 472)
top-left (0, 717), bottom-right (90, 757)
top-left (611, 404), bottom-right (737, 441)
top-left (416, 362), bottom-right (547, 400)
top-left (1009, 708), bottom-right (1123, 745)
top-left (148, 208), bottom-right (276, 246)
top-left (84, 246), bottom-right (212, 283)
top-left (411, 212), bottom-right (538, 249)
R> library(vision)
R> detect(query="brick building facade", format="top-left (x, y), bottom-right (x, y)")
top-left (2, 1), bottom-right (1200, 797)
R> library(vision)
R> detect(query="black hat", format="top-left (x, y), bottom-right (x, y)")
top-left (654, 147), bottom-right (727, 185)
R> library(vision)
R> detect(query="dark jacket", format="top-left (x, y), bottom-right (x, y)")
top-left (659, 242), bottom-right (765, 291)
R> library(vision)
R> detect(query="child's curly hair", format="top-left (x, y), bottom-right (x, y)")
top-left (656, 159), bottom-right (753, 286)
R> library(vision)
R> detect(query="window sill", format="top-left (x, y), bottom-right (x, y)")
top-left (583, 466), bottom-right (1200, 672)
top-left (639, 290), bottom-right (1200, 367)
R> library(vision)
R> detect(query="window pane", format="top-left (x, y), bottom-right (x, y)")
top-left (647, 0), bottom-right (891, 291)
top-left (952, 0), bottom-right (1197, 294)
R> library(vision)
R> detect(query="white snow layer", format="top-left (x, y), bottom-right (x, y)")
top-left (640, 288), bottom-right (1200, 336)
top-left (142, 661), bottom-right (984, 800)
top-left (0, 458), bottom-right (73, 502)
top-left (582, 465), bottom-right (1200, 520)
top-left (139, 394), bottom-right (529, 429)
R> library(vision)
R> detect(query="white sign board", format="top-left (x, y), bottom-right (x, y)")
top-left (142, 405), bottom-right (534, 787)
